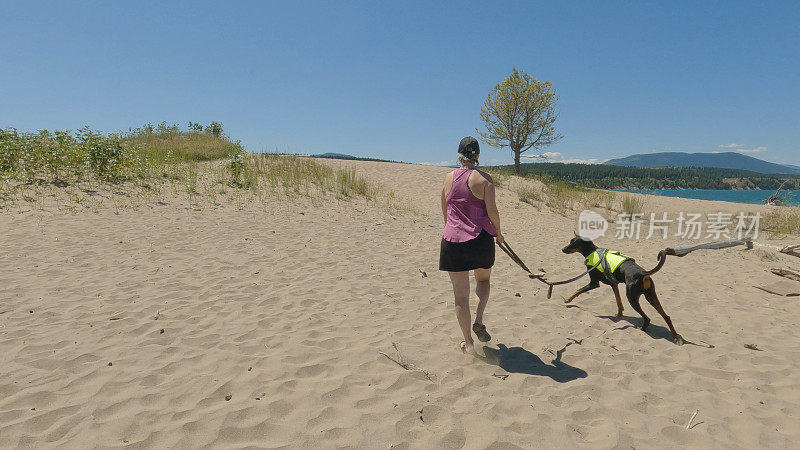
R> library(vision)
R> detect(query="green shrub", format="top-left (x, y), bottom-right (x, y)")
top-left (0, 128), bottom-right (23, 173)
top-left (205, 121), bottom-right (224, 137)
top-left (228, 152), bottom-right (246, 187)
top-left (79, 127), bottom-right (135, 181)
top-left (0, 126), bottom-right (136, 182)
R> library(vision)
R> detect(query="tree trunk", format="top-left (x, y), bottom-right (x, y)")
top-left (513, 149), bottom-right (521, 174)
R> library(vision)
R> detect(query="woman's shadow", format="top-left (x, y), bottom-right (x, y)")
top-left (477, 339), bottom-right (587, 383)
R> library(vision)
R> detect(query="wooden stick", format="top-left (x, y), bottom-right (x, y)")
top-left (666, 238), bottom-right (752, 257)
top-left (780, 244), bottom-right (800, 258)
top-left (686, 409), bottom-right (699, 429)
top-left (392, 342), bottom-right (407, 367)
top-left (379, 352), bottom-right (411, 370)
top-left (771, 268), bottom-right (800, 282)
top-left (379, 342), bottom-right (433, 381)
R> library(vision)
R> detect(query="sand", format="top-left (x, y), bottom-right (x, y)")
top-left (1, 158), bottom-right (799, 448)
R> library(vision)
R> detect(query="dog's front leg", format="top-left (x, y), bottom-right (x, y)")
top-left (564, 281), bottom-right (599, 303)
top-left (611, 284), bottom-right (624, 317)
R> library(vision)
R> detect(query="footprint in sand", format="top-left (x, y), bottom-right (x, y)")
top-left (566, 418), bottom-right (620, 448)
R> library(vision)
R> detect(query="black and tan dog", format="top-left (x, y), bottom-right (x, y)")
top-left (561, 234), bottom-right (683, 345)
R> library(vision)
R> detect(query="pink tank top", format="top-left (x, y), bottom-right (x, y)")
top-left (442, 168), bottom-right (498, 243)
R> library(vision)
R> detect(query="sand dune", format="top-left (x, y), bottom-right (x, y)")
top-left (1, 159), bottom-right (799, 448)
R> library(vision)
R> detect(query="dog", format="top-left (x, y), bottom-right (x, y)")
top-left (561, 234), bottom-right (683, 345)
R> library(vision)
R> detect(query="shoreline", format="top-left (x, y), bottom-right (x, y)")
top-left (617, 188), bottom-right (799, 207)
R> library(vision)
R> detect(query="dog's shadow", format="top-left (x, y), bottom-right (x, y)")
top-left (477, 341), bottom-right (588, 383)
top-left (595, 314), bottom-right (714, 348)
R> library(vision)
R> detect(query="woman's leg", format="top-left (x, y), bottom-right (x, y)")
top-left (474, 268), bottom-right (491, 325)
top-left (448, 270), bottom-right (473, 353)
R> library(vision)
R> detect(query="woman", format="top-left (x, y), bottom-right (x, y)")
top-left (439, 136), bottom-right (504, 354)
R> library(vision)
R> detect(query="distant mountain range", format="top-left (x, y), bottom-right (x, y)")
top-left (310, 152), bottom-right (403, 164)
top-left (605, 152), bottom-right (800, 175)
top-left (312, 152), bottom-right (359, 159)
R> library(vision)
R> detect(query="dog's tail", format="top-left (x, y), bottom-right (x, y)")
top-left (640, 250), bottom-right (668, 290)
top-left (642, 249), bottom-right (668, 278)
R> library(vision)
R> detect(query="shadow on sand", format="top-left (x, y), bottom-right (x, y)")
top-left (595, 314), bottom-right (714, 349)
top-left (563, 303), bottom-right (713, 348)
top-left (478, 340), bottom-right (588, 383)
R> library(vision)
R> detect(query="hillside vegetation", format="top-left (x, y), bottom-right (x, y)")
top-left (0, 121), bottom-right (242, 184)
top-left (489, 162), bottom-right (800, 190)
top-left (0, 122), bottom-right (383, 210)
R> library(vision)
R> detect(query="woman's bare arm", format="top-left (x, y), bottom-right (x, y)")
top-left (483, 179), bottom-right (504, 243)
top-left (441, 173), bottom-right (450, 224)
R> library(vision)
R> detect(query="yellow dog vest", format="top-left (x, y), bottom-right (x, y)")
top-left (585, 249), bottom-right (633, 276)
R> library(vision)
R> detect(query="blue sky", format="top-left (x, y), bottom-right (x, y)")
top-left (2, 1), bottom-right (798, 166)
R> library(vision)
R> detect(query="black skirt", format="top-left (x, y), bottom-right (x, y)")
top-left (439, 229), bottom-right (496, 272)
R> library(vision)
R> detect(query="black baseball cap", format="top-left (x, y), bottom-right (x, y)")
top-left (458, 136), bottom-right (480, 158)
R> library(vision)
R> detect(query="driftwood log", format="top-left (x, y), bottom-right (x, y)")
top-left (780, 244), bottom-right (800, 258)
top-left (664, 237), bottom-right (753, 257)
top-left (764, 180), bottom-right (789, 206)
top-left (771, 268), bottom-right (800, 282)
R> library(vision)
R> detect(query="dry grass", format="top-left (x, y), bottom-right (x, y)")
top-left (620, 194), bottom-right (646, 216)
top-left (762, 207), bottom-right (800, 236)
top-left (754, 247), bottom-right (783, 262)
top-left (543, 180), bottom-right (585, 213)
top-left (241, 154), bottom-right (380, 199)
top-left (336, 168), bottom-right (378, 199)
top-left (247, 154), bottom-right (334, 194)
top-left (496, 170), bottom-right (620, 215)
top-left (584, 189), bottom-right (616, 210)
top-left (516, 184), bottom-right (542, 204)
top-left (486, 170), bottom-right (509, 189)
top-left (123, 132), bottom-right (241, 163)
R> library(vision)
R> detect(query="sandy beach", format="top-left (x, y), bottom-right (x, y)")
top-left (2, 158), bottom-right (799, 449)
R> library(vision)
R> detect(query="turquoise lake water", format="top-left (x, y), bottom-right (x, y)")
top-left (619, 189), bottom-right (800, 205)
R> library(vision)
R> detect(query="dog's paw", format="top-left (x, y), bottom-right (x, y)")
top-left (614, 311), bottom-right (624, 318)
top-left (563, 296), bottom-right (572, 304)
top-left (673, 334), bottom-right (684, 346)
